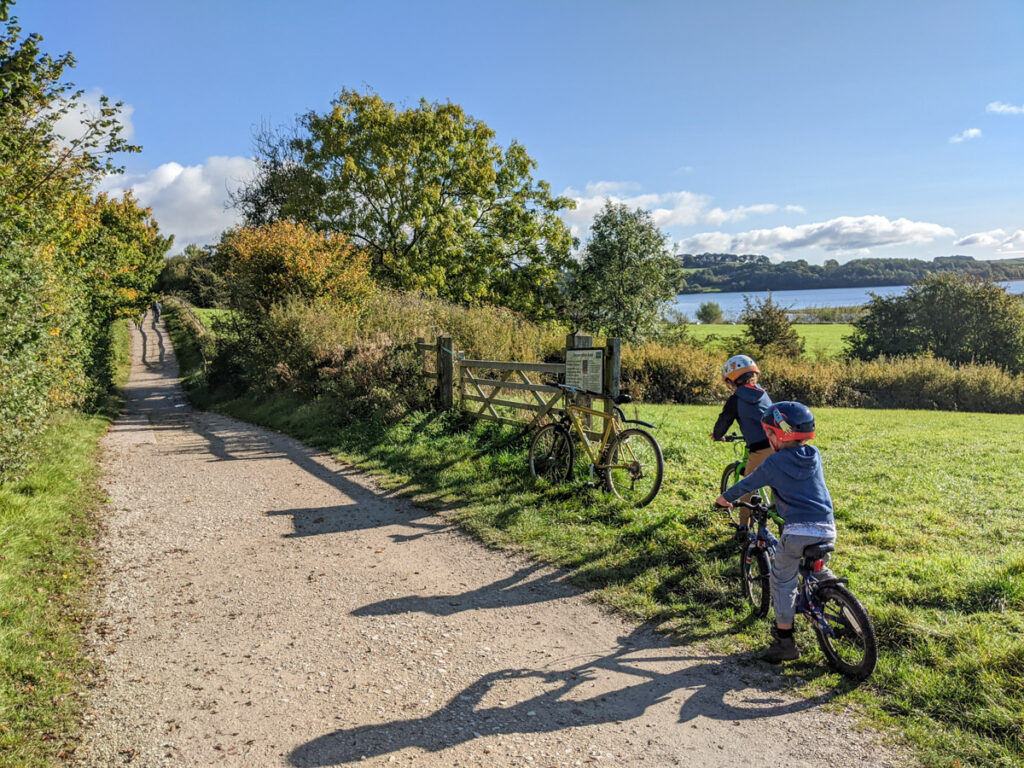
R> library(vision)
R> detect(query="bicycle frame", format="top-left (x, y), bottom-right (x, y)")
top-left (562, 402), bottom-right (625, 469)
top-left (744, 500), bottom-right (845, 639)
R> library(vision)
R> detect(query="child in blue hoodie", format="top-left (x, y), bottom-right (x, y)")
top-left (712, 355), bottom-right (772, 530)
top-left (715, 401), bottom-right (835, 663)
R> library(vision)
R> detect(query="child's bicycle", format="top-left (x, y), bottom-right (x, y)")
top-left (528, 383), bottom-right (664, 507)
top-left (719, 433), bottom-right (775, 507)
top-left (726, 495), bottom-right (878, 681)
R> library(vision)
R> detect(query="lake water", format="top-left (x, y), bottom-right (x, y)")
top-left (672, 279), bottom-right (1024, 319)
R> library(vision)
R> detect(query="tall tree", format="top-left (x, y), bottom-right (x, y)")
top-left (569, 201), bottom-right (684, 343)
top-left (233, 89), bottom-right (576, 319)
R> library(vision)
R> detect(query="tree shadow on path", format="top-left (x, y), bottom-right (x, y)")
top-left (288, 625), bottom-right (843, 767)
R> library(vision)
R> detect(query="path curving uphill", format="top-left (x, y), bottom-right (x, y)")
top-left (74, 313), bottom-right (899, 767)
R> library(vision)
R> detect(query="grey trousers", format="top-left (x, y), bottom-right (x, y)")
top-left (771, 533), bottom-right (835, 625)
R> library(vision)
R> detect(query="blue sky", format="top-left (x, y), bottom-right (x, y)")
top-left (21, 0), bottom-right (1024, 261)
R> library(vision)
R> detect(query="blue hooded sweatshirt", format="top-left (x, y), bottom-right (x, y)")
top-left (712, 384), bottom-right (772, 449)
top-left (722, 444), bottom-right (834, 526)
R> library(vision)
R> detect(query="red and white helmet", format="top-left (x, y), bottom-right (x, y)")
top-left (721, 354), bottom-right (759, 383)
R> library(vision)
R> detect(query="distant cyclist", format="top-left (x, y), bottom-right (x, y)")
top-left (711, 355), bottom-right (772, 531)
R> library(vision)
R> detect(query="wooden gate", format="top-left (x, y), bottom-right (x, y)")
top-left (416, 334), bottom-right (621, 432)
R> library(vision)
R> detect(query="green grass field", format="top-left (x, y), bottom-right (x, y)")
top-left (167, 308), bottom-right (1024, 768)
top-left (688, 323), bottom-right (854, 356)
top-left (0, 320), bottom-right (131, 766)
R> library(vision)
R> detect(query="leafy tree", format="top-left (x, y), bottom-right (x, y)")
top-left (848, 274), bottom-right (1024, 373)
top-left (217, 220), bottom-right (374, 317)
top-left (741, 294), bottom-right (805, 357)
top-left (157, 244), bottom-right (233, 307)
top-left (569, 201), bottom-right (684, 343)
top-left (696, 300), bottom-right (723, 324)
top-left (233, 89), bottom-right (575, 319)
top-left (0, 0), bottom-right (154, 481)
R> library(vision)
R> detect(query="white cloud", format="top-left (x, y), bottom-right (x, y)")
top-left (101, 156), bottom-right (256, 247)
top-left (51, 88), bottom-right (135, 148)
top-left (704, 203), bottom-right (780, 226)
top-left (560, 183), bottom-right (711, 238)
top-left (999, 229), bottom-right (1024, 253)
top-left (954, 228), bottom-right (1006, 247)
top-left (561, 181), bottom-right (799, 239)
top-left (949, 128), bottom-right (982, 144)
top-left (676, 215), bottom-right (955, 255)
top-left (956, 228), bottom-right (1024, 254)
top-left (986, 101), bottom-right (1024, 115)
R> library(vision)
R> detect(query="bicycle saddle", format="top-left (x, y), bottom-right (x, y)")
top-left (611, 393), bottom-right (632, 404)
top-left (802, 542), bottom-right (834, 559)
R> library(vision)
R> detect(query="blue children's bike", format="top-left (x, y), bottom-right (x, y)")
top-left (728, 495), bottom-right (878, 680)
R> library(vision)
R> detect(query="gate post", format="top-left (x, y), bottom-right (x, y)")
top-left (436, 336), bottom-right (454, 410)
top-left (603, 337), bottom-right (621, 422)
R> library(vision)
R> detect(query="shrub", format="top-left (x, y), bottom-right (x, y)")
top-left (696, 301), bottom-right (723, 324)
top-left (849, 274), bottom-right (1024, 373)
top-left (217, 220), bottom-right (374, 317)
top-left (741, 294), bottom-right (805, 357)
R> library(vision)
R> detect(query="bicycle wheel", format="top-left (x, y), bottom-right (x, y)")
top-left (603, 428), bottom-right (664, 507)
top-left (720, 461), bottom-right (740, 495)
top-left (740, 546), bottom-right (771, 618)
top-left (528, 424), bottom-right (575, 485)
top-left (812, 583), bottom-right (878, 680)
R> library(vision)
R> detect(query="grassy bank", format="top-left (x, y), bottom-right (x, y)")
top-left (688, 323), bottom-right (854, 356)
top-left (167, 308), bottom-right (1023, 767)
top-left (0, 320), bottom-right (131, 766)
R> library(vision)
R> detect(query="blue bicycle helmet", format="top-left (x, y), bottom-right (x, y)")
top-left (762, 401), bottom-right (816, 441)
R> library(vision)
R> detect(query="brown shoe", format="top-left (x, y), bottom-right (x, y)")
top-left (760, 630), bottom-right (800, 663)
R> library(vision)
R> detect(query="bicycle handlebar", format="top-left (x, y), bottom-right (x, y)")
top-left (723, 434), bottom-right (745, 442)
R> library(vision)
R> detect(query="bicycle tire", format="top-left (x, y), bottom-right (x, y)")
top-left (720, 461), bottom-right (740, 495)
top-left (528, 423), bottom-right (574, 485)
top-left (602, 428), bottom-right (664, 507)
top-left (812, 583), bottom-right (878, 680)
top-left (740, 546), bottom-right (771, 618)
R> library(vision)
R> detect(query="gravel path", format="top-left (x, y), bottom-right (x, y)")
top-left (73, 314), bottom-right (901, 767)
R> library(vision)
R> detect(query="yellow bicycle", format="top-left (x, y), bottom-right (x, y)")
top-left (528, 384), bottom-right (664, 507)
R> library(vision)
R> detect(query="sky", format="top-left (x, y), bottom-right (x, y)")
top-left (19, 0), bottom-right (1024, 263)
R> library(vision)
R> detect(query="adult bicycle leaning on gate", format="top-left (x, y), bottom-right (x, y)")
top-left (528, 383), bottom-right (664, 507)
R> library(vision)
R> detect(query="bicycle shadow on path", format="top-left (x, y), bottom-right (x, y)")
top-left (288, 625), bottom-right (841, 767)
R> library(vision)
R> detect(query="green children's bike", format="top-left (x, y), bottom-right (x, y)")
top-left (719, 434), bottom-right (781, 527)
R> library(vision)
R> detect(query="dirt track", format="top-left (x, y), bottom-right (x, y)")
top-left (72, 313), bottom-right (900, 767)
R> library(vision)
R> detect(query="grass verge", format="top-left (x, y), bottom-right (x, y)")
top-left (0, 320), bottom-right (131, 766)
top-left (687, 322), bottom-right (854, 357)
top-left (166, 308), bottom-right (1024, 768)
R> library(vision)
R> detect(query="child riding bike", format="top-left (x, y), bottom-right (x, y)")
top-left (716, 401), bottom-right (836, 663)
top-left (711, 355), bottom-right (772, 532)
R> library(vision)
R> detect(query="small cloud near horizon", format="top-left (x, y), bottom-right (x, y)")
top-left (675, 215), bottom-right (955, 255)
top-left (956, 227), bottom-right (1024, 254)
top-left (561, 181), bottom-right (801, 240)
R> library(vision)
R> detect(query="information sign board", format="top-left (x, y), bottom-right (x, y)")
top-left (565, 348), bottom-right (604, 393)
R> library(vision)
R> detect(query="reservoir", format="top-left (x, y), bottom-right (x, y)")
top-left (673, 279), bottom-right (1024, 319)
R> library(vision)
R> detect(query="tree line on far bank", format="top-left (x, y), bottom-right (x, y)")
top-left (681, 252), bottom-right (1024, 293)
